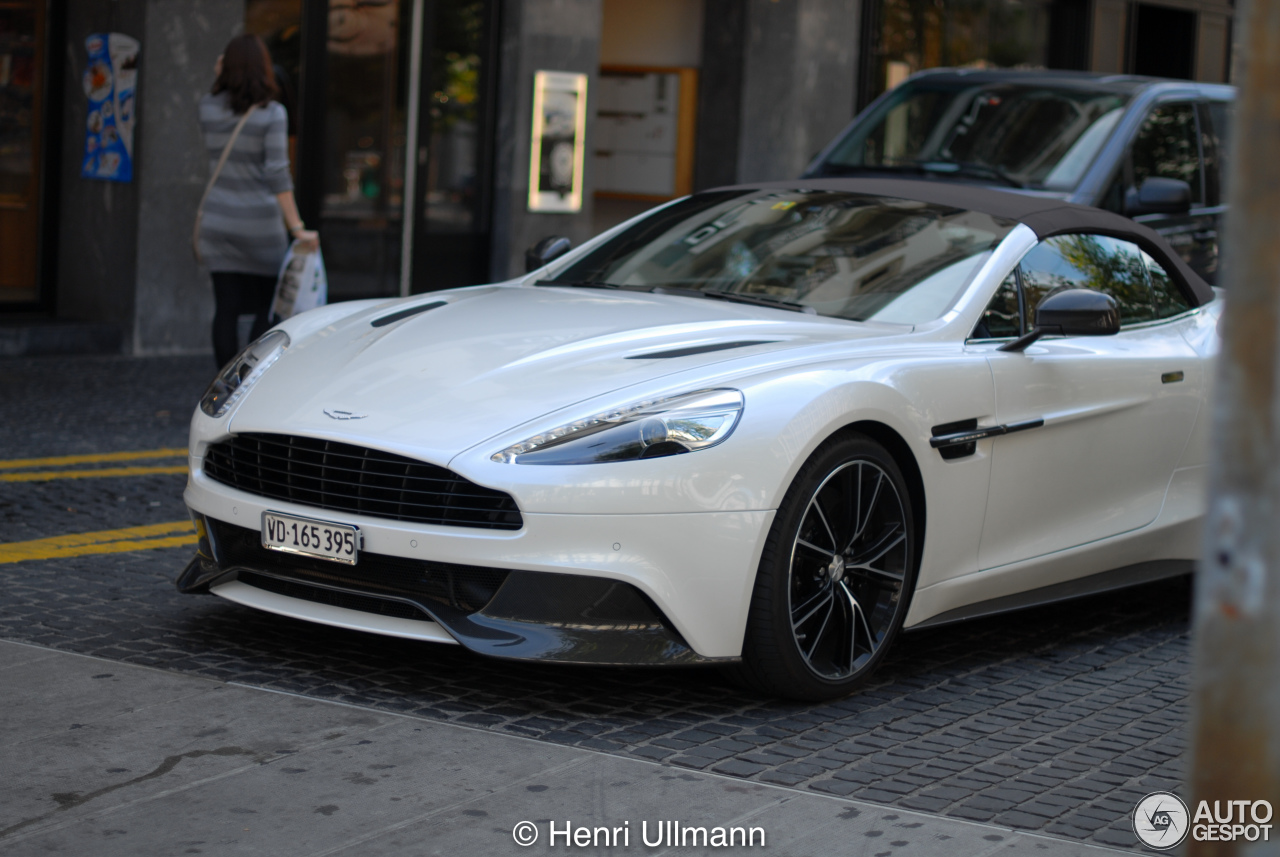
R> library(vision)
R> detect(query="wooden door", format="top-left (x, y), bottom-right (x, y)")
top-left (0, 0), bottom-right (43, 303)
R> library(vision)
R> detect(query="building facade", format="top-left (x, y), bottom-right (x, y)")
top-left (0, 0), bottom-right (1236, 356)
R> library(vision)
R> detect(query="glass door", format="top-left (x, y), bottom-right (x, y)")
top-left (319, 0), bottom-right (412, 300)
top-left (246, 0), bottom-right (496, 301)
top-left (0, 0), bottom-right (45, 304)
top-left (409, 0), bottom-right (496, 292)
top-left (248, 0), bottom-right (412, 301)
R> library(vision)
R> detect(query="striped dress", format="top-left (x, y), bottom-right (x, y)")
top-left (197, 93), bottom-right (293, 275)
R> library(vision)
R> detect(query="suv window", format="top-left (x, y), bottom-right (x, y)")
top-left (1130, 103), bottom-right (1203, 205)
top-left (1204, 101), bottom-right (1234, 203)
top-left (812, 80), bottom-right (1131, 191)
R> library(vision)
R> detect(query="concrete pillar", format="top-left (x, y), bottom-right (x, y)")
top-left (489, 0), bottom-right (603, 282)
top-left (55, 0), bottom-right (241, 355)
top-left (133, 0), bottom-right (243, 354)
top-left (696, 0), bottom-right (859, 188)
top-left (694, 0), bottom-right (747, 190)
top-left (55, 0), bottom-right (148, 343)
top-left (738, 0), bottom-right (860, 181)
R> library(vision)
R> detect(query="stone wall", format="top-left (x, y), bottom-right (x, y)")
top-left (54, 0), bottom-right (148, 344)
top-left (55, 0), bottom-right (242, 355)
top-left (737, 0), bottom-right (860, 182)
top-left (489, 0), bottom-right (603, 281)
top-left (133, 0), bottom-right (243, 354)
top-left (695, 0), bottom-right (861, 188)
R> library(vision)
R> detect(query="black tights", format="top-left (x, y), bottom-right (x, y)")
top-left (211, 271), bottom-right (276, 368)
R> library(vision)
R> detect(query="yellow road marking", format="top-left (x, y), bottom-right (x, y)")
top-left (0, 520), bottom-right (197, 564)
top-left (0, 447), bottom-right (188, 470)
top-left (0, 465), bottom-right (189, 483)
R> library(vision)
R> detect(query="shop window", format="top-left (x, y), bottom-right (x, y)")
top-left (861, 0), bottom-right (1055, 107)
top-left (1131, 4), bottom-right (1196, 80)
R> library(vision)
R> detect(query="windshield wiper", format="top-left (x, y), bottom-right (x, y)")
top-left (811, 160), bottom-right (1024, 188)
top-left (809, 162), bottom-right (933, 178)
top-left (652, 286), bottom-right (816, 314)
top-left (926, 161), bottom-right (1025, 189)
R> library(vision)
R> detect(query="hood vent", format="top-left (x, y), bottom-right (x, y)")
top-left (371, 301), bottom-right (447, 328)
top-left (627, 340), bottom-right (777, 360)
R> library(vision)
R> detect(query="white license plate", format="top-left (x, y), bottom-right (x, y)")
top-left (262, 511), bottom-right (359, 565)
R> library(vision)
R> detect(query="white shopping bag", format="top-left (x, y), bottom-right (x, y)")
top-left (271, 242), bottom-right (328, 321)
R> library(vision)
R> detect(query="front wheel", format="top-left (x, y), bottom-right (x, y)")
top-left (730, 433), bottom-right (917, 700)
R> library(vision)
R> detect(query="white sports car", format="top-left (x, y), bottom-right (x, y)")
top-left (180, 178), bottom-right (1220, 700)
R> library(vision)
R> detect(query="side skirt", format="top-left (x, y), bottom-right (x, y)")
top-left (907, 559), bottom-right (1194, 630)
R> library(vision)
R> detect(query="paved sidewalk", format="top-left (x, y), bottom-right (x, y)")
top-left (0, 640), bottom-right (1134, 857)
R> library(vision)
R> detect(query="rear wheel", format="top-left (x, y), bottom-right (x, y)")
top-left (730, 433), bottom-right (917, 700)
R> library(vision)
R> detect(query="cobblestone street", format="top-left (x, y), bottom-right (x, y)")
top-left (0, 355), bottom-right (1194, 852)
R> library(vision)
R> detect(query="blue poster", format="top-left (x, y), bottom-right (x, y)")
top-left (81, 33), bottom-right (139, 183)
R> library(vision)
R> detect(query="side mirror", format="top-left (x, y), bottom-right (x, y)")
top-left (525, 236), bottom-right (572, 273)
top-left (998, 288), bottom-right (1119, 352)
top-left (1124, 177), bottom-right (1192, 216)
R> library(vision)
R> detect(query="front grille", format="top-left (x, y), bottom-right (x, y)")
top-left (203, 433), bottom-right (522, 530)
top-left (211, 520), bottom-right (509, 614)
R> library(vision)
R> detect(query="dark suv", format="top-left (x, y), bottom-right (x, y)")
top-left (804, 70), bottom-right (1235, 283)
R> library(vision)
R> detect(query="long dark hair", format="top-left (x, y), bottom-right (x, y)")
top-left (211, 34), bottom-right (279, 114)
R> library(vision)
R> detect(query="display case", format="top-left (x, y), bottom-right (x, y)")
top-left (594, 65), bottom-right (697, 202)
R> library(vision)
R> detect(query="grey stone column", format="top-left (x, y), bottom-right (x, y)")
top-left (489, 0), bottom-right (603, 282)
top-left (697, 0), bottom-right (860, 187)
top-left (55, 0), bottom-right (148, 342)
top-left (55, 0), bottom-right (241, 355)
top-left (133, 0), bottom-right (243, 354)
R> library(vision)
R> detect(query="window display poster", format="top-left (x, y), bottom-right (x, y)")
top-left (528, 71), bottom-right (588, 213)
top-left (81, 33), bottom-right (139, 183)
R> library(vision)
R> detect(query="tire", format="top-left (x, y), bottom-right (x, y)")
top-left (728, 432), bottom-right (918, 701)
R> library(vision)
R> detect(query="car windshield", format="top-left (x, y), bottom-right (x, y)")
top-left (817, 80), bottom-right (1130, 191)
top-left (542, 190), bottom-right (1017, 324)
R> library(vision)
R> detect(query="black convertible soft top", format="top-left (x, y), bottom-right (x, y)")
top-left (722, 178), bottom-right (1216, 307)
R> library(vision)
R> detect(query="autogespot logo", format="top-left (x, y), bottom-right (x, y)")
top-left (1133, 792), bottom-right (1190, 850)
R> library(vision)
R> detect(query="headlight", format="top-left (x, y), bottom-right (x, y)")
top-left (493, 389), bottom-right (744, 465)
top-left (199, 330), bottom-right (289, 418)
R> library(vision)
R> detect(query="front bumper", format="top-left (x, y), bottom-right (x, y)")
top-left (182, 469), bottom-right (773, 662)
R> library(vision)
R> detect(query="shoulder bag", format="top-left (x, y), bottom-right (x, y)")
top-left (192, 104), bottom-right (257, 264)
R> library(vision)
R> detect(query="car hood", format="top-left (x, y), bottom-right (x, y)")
top-left (229, 285), bottom-right (904, 463)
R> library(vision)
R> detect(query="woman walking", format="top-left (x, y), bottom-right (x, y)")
top-left (196, 34), bottom-right (317, 367)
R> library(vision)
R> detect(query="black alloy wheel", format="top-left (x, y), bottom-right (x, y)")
top-left (730, 433), bottom-right (917, 700)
